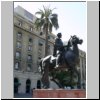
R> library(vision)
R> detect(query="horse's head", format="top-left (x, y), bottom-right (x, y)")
top-left (70, 35), bottom-right (83, 45)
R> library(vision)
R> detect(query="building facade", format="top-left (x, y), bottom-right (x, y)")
top-left (14, 6), bottom-right (86, 94)
top-left (14, 6), bottom-right (55, 94)
top-left (79, 50), bottom-right (86, 89)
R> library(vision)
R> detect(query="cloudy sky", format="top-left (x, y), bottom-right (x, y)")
top-left (14, 1), bottom-right (87, 52)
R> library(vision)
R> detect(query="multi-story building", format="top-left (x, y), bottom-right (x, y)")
top-left (14, 6), bottom-right (56, 94)
top-left (79, 50), bottom-right (86, 89)
top-left (14, 6), bottom-right (86, 94)
top-left (73, 49), bottom-right (86, 89)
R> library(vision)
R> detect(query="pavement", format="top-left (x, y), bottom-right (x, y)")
top-left (14, 93), bottom-right (33, 98)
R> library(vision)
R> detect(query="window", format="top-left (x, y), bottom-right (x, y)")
top-left (17, 42), bottom-right (21, 48)
top-left (39, 42), bottom-right (43, 46)
top-left (38, 40), bottom-right (44, 46)
top-left (15, 62), bottom-right (20, 70)
top-left (18, 21), bottom-right (22, 26)
top-left (17, 32), bottom-right (22, 39)
top-left (40, 32), bottom-right (43, 35)
top-left (37, 80), bottom-right (41, 89)
top-left (27, 55), bottom-right (32, 62)
top-left (14, 78), bottom-right (19, 93)
top-left (27, 64), bottom-right (32, 71)
top-left (38, 57), bottom-right (41, 60)
top-left (26, 79), bottom-right (31, 93)
top-left (28, 46), bottom-right (32, 51)
top-left (38, 41), bottom-right (43, 54)
top-left (30, 27), bottom-right (33, 31)
top-left (29, 38), bottom-right (32, 45)
top-left (16, 51), bottom-right (21, 59)
top-left (48, 36), bottom-right (50, 39)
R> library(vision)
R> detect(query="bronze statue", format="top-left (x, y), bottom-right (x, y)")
top-left (39, 35), bottom-right (83, 89)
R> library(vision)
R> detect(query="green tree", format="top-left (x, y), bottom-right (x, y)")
top-left (50, 70), bottom-right (77, 88)
top-left (34, 6), bottom-right (59, 56)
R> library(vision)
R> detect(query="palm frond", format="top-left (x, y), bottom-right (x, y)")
top-left (35, 11), bottom-right (42, 15)
top-left (51, 7), bottom-right (57, 11)
top-left (51, 14), bottom-right (59, 28)
top-left (35, 10), bottom-right (44, 19)
top-left (34, 6), bottom-right (59, 33)
top-left (34, 18), bottom-right (45, 30)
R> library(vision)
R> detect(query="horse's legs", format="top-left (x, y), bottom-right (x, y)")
top-left (73, 67), bottom-right (81, 89)
top-left (69, 64), bottom-right (80, 89)
top-left (69, 67), bottom-right (74, 89)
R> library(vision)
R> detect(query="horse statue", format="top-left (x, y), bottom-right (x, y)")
top-left (39, 35), bottom-right (83, 89)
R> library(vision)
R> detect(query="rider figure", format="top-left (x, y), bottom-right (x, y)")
top-left (53, 33), bottom-right (64, 65)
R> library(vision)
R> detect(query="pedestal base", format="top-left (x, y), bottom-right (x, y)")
top-left (33, 89), bottom-right (86, 98)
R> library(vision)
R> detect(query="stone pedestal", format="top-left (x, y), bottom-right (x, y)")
top-left (33, 89), bottom-right (86, 98)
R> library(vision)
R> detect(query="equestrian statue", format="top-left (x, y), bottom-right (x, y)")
top-left (39, 34), bottom-right (83, 89)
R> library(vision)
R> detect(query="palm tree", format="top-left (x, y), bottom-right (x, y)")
top-left (34, 6), bottom-right (59, 56)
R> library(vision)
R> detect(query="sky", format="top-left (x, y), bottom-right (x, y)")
top-left (14, 2), bottom-right (87, 52)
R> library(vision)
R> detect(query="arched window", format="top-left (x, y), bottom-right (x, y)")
top-left (14, 78), bottom-right (19, 93)
top-left (37, 80), bottom-right (41, 89)
top-left (26, 79), bottom-right (31, 93)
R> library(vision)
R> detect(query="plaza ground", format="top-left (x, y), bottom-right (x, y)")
top-left (14, 93), bottom-right (32, 98)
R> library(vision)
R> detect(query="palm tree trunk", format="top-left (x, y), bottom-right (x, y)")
top-left (41, 65), bottom-right (50, 88)
top-left (45, 25), bottom-right (48, 57)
